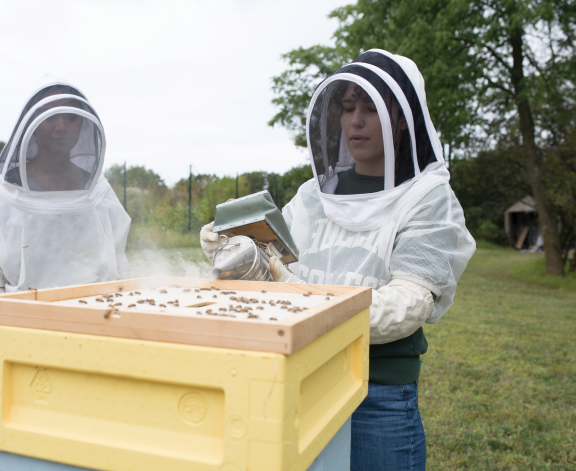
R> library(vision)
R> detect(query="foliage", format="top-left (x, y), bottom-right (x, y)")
top-left (104, 164), bottom-right (313, 249)
top-left (541, 139), bottom-right (576, 269)
top-left (106, 164), bottom-right (167, 192)
top-left (0, 141), bottom-right (5, 153)
top-left (421, 247), bottom-right (576, 470)
top-left (269, 46), bottom-right (346, 146)
top-left (450, 146), bottom-right (531, 245)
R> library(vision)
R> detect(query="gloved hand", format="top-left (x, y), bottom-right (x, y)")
top-left (269, 256), bottom-right (305, 284)
top-left (200, 222), bottom-right (220, 262)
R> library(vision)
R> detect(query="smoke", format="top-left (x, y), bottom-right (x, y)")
top-left (124, 247), bottom-right (212, 279)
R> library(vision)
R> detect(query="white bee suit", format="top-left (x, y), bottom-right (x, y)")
top-left (280, 50), bottom-right (476, 343)
top-left (0, 75), bottom-right (131, 292)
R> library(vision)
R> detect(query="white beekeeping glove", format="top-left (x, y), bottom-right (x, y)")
top-left (269, 256), bottom-right (305, 284)
top-left (200, 222), bottom-right (220, 262)
top-left (370, 279), bottom-right (435, 344)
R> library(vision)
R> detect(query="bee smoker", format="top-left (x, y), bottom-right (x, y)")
top-left (211, 235), bottom-right (274, 281)
top-left (210, 191), bottom-right (299, 282)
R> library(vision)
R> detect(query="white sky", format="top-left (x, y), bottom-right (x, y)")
top-left (0, 0), bottom-right (349, 185)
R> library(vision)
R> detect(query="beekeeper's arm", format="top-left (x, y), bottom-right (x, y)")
top-left (270, 258), bottom-right (434, 343)
top-left (276, 184), bottom-right (475, 344)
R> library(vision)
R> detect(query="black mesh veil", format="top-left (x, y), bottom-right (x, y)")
top-left (309, 74), bottom-right (414, 193)
top-left (352, 51), bottom-right (439, 172)
top-left (308, 52), bottom-right (440, 195)
top-left (0, 85), bottom-right (104, 193)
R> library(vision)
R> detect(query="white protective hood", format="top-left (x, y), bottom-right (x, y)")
top-left (0, 75), bottom-right (131, 291)
top-left (307, 49), bottom-right (451, 232)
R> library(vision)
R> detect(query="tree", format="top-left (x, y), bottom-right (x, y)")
top-left (269, 0), bottom-right (576, 276)
top-left (105, 164), bottom-right (167, 193)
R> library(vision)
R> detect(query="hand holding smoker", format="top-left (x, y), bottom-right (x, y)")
top-left (202, 191), bottom-right (299, 281)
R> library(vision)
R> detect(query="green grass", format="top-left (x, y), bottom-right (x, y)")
top-left (421, 248), bottom-right (576, 470)
top-left (508, 254), bottom-right (576, 292)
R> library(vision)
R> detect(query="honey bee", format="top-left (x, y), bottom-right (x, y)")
top-left (183, 289), bottom-right (191, 293)
top-left (128, 304), bottom-right (136, 308)
top-left (269, 317), bottom-right (278, 321)
top-left (327, 292), bottom-right (334, 296)
top-left (95, 298), bottom-right (104, 302)
top-left (159, 304), bottom-right (167, 308)
top-left (159, 289), bottom-right (167, 294)
top-left (135, 291), bottom-right (142, 295)
top-left (79, 300), bottom-right (87, 304)
top-left (114, 302), bottom-right (122, 306)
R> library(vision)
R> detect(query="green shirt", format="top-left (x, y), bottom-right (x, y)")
top-left (335, 167), bottom-right (427, 385)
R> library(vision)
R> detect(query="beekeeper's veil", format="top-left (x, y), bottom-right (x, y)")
top-left (0, 75), bottom-right (131, 291)
top-left (307, 49), bottom-right (451, 231)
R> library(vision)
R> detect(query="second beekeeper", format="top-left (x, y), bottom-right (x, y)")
top-left (0, 75), bottom-right (131, 292)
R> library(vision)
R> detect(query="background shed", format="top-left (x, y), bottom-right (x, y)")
top-left (504, 196), bottom-right (541, 250)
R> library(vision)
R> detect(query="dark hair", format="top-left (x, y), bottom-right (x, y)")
top-left (332, 81), bottom-right (374, 114)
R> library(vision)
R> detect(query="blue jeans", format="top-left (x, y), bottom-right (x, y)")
top-left (351, 381), bottom-right (426, 471)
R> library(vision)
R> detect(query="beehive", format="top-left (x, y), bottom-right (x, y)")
top-left (0, 277), bottom-right (370, 471)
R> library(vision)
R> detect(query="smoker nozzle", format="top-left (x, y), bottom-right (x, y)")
top-left (211, 267), bottom-right (222, 279)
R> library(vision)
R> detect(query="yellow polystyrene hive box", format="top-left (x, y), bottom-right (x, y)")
top-left (0, 277), bottom-right (370, 471)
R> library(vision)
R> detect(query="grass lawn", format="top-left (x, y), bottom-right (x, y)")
top-left (421, 247), bottom-right (576, 470)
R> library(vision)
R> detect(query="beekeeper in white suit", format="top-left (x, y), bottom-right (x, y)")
top-left (0, 75), bottom-right (131, 292)
top-left (202, 50), bottom-right (475, 470)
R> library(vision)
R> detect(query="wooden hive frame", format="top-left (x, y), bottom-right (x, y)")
top-left (0, 277), bottom-right (371, 354)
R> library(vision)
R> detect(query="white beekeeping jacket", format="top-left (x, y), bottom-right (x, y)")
top-left (282, 50), bottom-right (476, 328)
top-left (0, 75), bottom-right (131, 292)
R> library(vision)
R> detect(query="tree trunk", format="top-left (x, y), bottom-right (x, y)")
top-left (510, 32), bottom-right (565, 276)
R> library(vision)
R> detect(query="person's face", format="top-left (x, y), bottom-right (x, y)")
top-left (340, 82), bottom-right (384, 166)
top-left (34, 99), bottom-right (83, 157)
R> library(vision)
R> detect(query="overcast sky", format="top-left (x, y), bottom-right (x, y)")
top-left (0, 0), bottom-right (349, 185)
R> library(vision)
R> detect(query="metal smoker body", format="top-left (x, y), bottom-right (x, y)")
top-left (211, 235), bottom-right (273, 281)
top-left (210, 191), bottom-right (299, 281)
